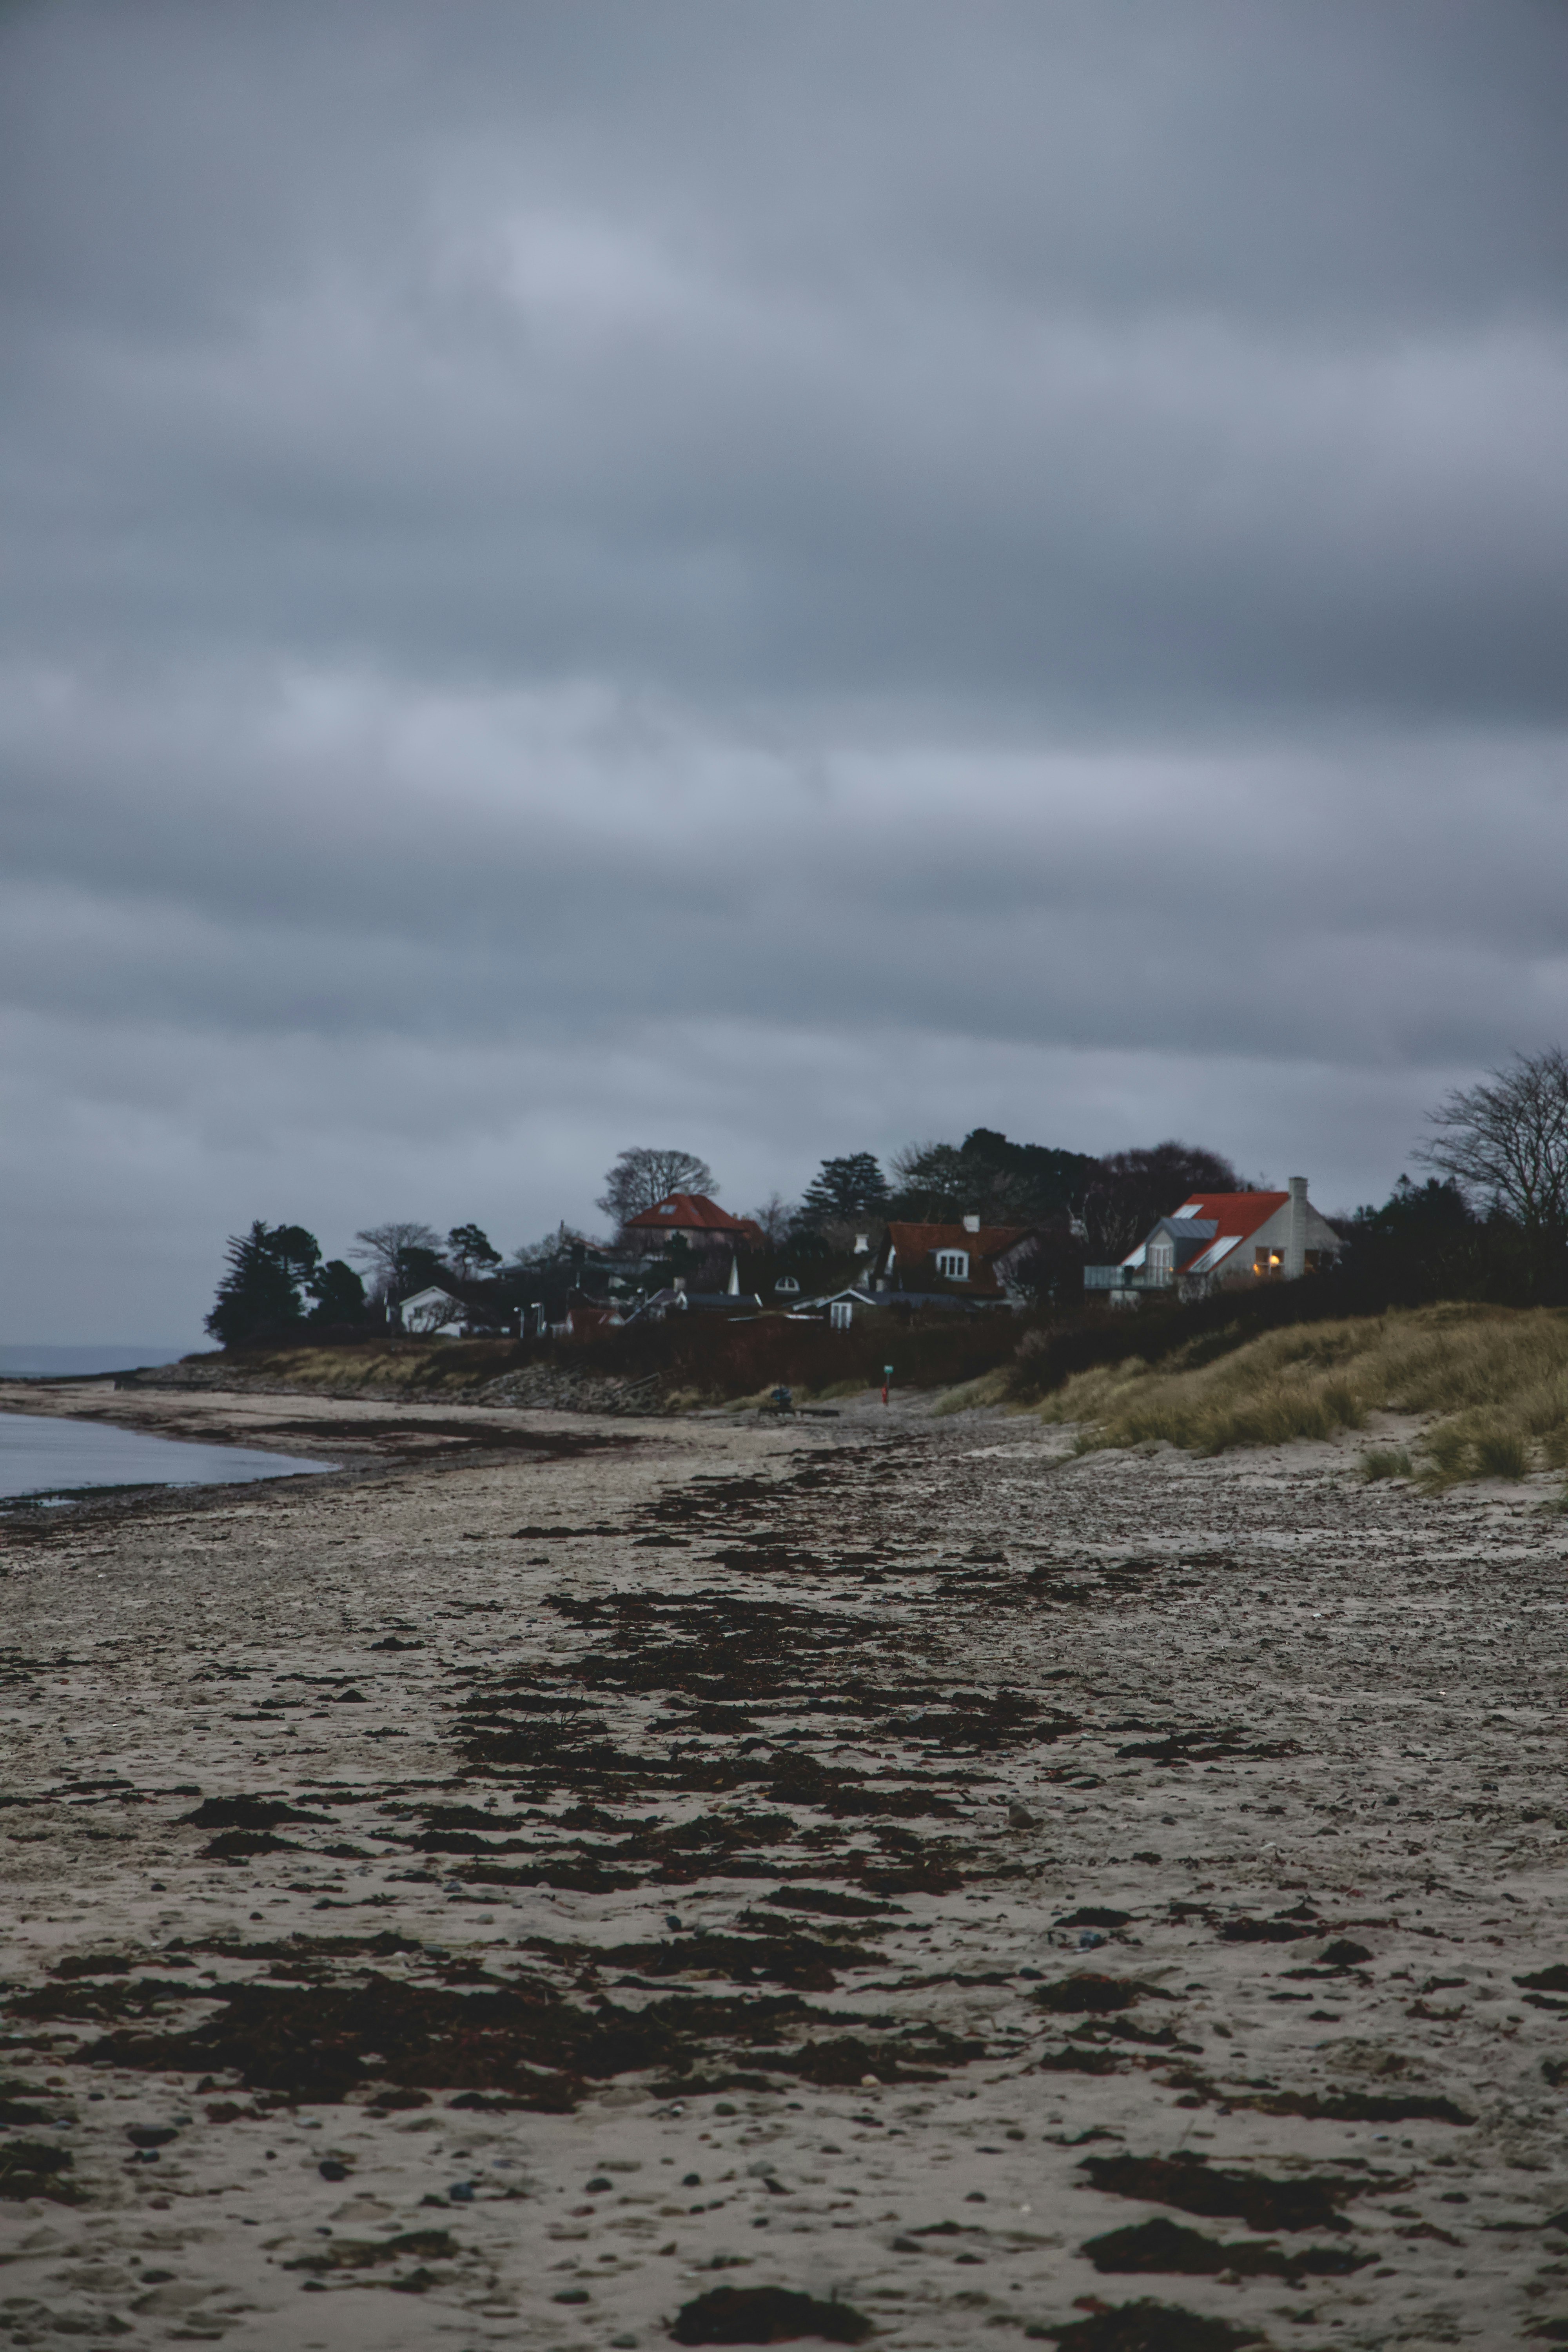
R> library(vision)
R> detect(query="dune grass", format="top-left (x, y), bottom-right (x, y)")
top-left (1035, 1301), bottom-right (1568, 1483)
top-left (931, 1367), bottom-right (1015, 1417)
top-left (236, 1341), bottom-right (517, 1395)
top-left (1360, 1445), bottom-right (1414, 1482)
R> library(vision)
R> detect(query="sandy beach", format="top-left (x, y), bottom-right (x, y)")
top-left (3, 1376), bottom-right (1567, 2350)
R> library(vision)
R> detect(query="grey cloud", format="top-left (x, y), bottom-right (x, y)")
top-left (4, 7), bottom-right (1568, 722)
top-left (3, 1), bottom-right (1567, 1338)
top-left (4, 671), bottom-right (1566, 1076)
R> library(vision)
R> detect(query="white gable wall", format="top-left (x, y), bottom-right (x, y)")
top-left (1238, 1199), bottom-right (1341, 1263)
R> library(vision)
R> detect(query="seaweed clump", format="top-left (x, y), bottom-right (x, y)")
top-left (1083, 2214), bottom-right (1367, 2280)
top-left (670, 2285), bottom-right (873, 2344)
top-left (1030, 2302), bottom-right (1265, 2351)
top-left (1082, 2152), bottom-right (1362, 2233)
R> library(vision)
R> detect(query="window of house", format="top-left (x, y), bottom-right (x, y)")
top-left (935, 1249), bottom-right (970, 1280)
top-left (658, 1203), bottom-right (677, 1215)
top-left (774, 1275), bottom-right (799, 1294)
top-left (1149, 1242), bottom-right (1174, 1272)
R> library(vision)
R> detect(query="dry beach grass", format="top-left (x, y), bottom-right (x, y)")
top-left (1, 1370), bottom-right (1567, 2349)
top-left (1029, 1304), bottom-right (1568, 1487)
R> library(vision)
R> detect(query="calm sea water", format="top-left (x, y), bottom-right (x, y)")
top-left (0, 1412), bottom-right (336, 1502)
top-left (0, 1346), bottom-right (190, 1379)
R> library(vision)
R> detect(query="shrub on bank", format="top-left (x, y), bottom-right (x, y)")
top-left (207, 1307), bottom-right (1031, 1405)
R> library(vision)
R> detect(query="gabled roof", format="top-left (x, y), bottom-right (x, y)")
top-left (1173, 1191), bottom-right (1289, 1232)
top-left (1123, 1192), bottom-right (1289, 1273)
top-left (624, 1192), bottom-right (758, 1236)
top-left (884, 1221), bottom-right (1033, 1260)
top-left (881, 1221), bottom-right (1034, 1297)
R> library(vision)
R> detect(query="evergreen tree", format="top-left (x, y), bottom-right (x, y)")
top-left (797, 1152), bottom-right (889, 1227)
top-left (305, 1258), bottom-right (368, 1326)
top-left (446, 1223), bottom-right (502, 1279)
top-left (888, 1131), bottom-right (1099, 1224)
top-left (205, 1221), bottom-right (317, 1348)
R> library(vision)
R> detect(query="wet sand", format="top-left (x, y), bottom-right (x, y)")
top-left (2, 1377), bottom-right (1567, 2350)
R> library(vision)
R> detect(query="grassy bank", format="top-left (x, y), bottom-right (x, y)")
top-left (188, 1309), bottom-right (1029, 1408)
top-left (188, 1339), bottom-right (524, 1396)
top-left (1034, 1300), bottom-right (1568, 1482)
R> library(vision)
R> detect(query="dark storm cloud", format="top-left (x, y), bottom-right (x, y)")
top-left (1, 1), bottom-right (1566, 1336)
top-left (6, 1), bottom-right (1568, 719)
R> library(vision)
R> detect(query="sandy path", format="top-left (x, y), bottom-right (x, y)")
top-left (2, 1385), bottom-right (1567, 2350)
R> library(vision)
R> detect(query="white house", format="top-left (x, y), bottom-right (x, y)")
top-left (1087, 1178), bottom-right (1342, 1301)
top-left (395, 1286), bottom-right (470, 1336)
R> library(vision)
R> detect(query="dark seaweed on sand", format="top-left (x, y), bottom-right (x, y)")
top-left (669, 2284), bottom-right (873, 2344)
top-left (1031, 2304), bottom-right (1265, 2352)
top-left (76, 1962), bottom-right (985, 2107)
top-left (1082, 2214), bottom-right (1368, 2280)
top-left (1082, 2152), bottom-right (1364, 2233)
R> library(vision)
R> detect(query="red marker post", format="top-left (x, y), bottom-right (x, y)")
top-left (882, 1363), bottom-right (893, 1406)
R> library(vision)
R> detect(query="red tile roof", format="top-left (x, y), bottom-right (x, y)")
top-left (624, 1192), bottom-right (762, 1241)
top-left (1173, 1192), bottom-right (1288, 1243)
top-left (884, 1221), bottom-right (1034, 1296)
top-left (1161, 1192), bottom-right (1290, 1272)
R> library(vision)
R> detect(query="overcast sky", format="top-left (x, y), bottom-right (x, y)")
top-left (4, 2), bottom-right (1568, 1342)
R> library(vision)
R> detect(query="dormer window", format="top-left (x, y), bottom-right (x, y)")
top-left (935, 1249), bottom-right (970, 1280)
top-left (774, 1275), bottom-right (800, 1294)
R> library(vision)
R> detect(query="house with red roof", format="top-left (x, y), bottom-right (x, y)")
top-left (621, 1192), bottom-right (766, 1250)
top-left (1088, 1176), bottom-right (1341, 1300)
top-left (871, 1214), bottom-right (1038, 1306)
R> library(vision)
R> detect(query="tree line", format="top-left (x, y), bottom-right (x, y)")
top-left (205, 1129), bottom-right (1244, 1346)
top-left (205, 1049), bottom-right (1568, 1347)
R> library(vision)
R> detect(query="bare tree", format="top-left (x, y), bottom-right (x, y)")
top-left (597, 1147), bottom-right (715, 1232)
top-left (1416, 1047), bottom-right (1568, 1233)
top-left (352, 1220), bottom-right (443, 1301)
top-left (887, 1140), bottom-right (969, 1217)
top-left (750, 1192), bottom-right (797, 1247)
top-left (1082, 1142), bottom-right (1242, 1261)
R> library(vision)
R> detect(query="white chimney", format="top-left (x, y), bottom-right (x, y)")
top-left (1285, 1176), bottom-right (1308, 1279)
top-left (962, 1213), bottom-right (980, 1232)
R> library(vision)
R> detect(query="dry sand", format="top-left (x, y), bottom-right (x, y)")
top-left (2, 1376), bottom-right (1568, 2351)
